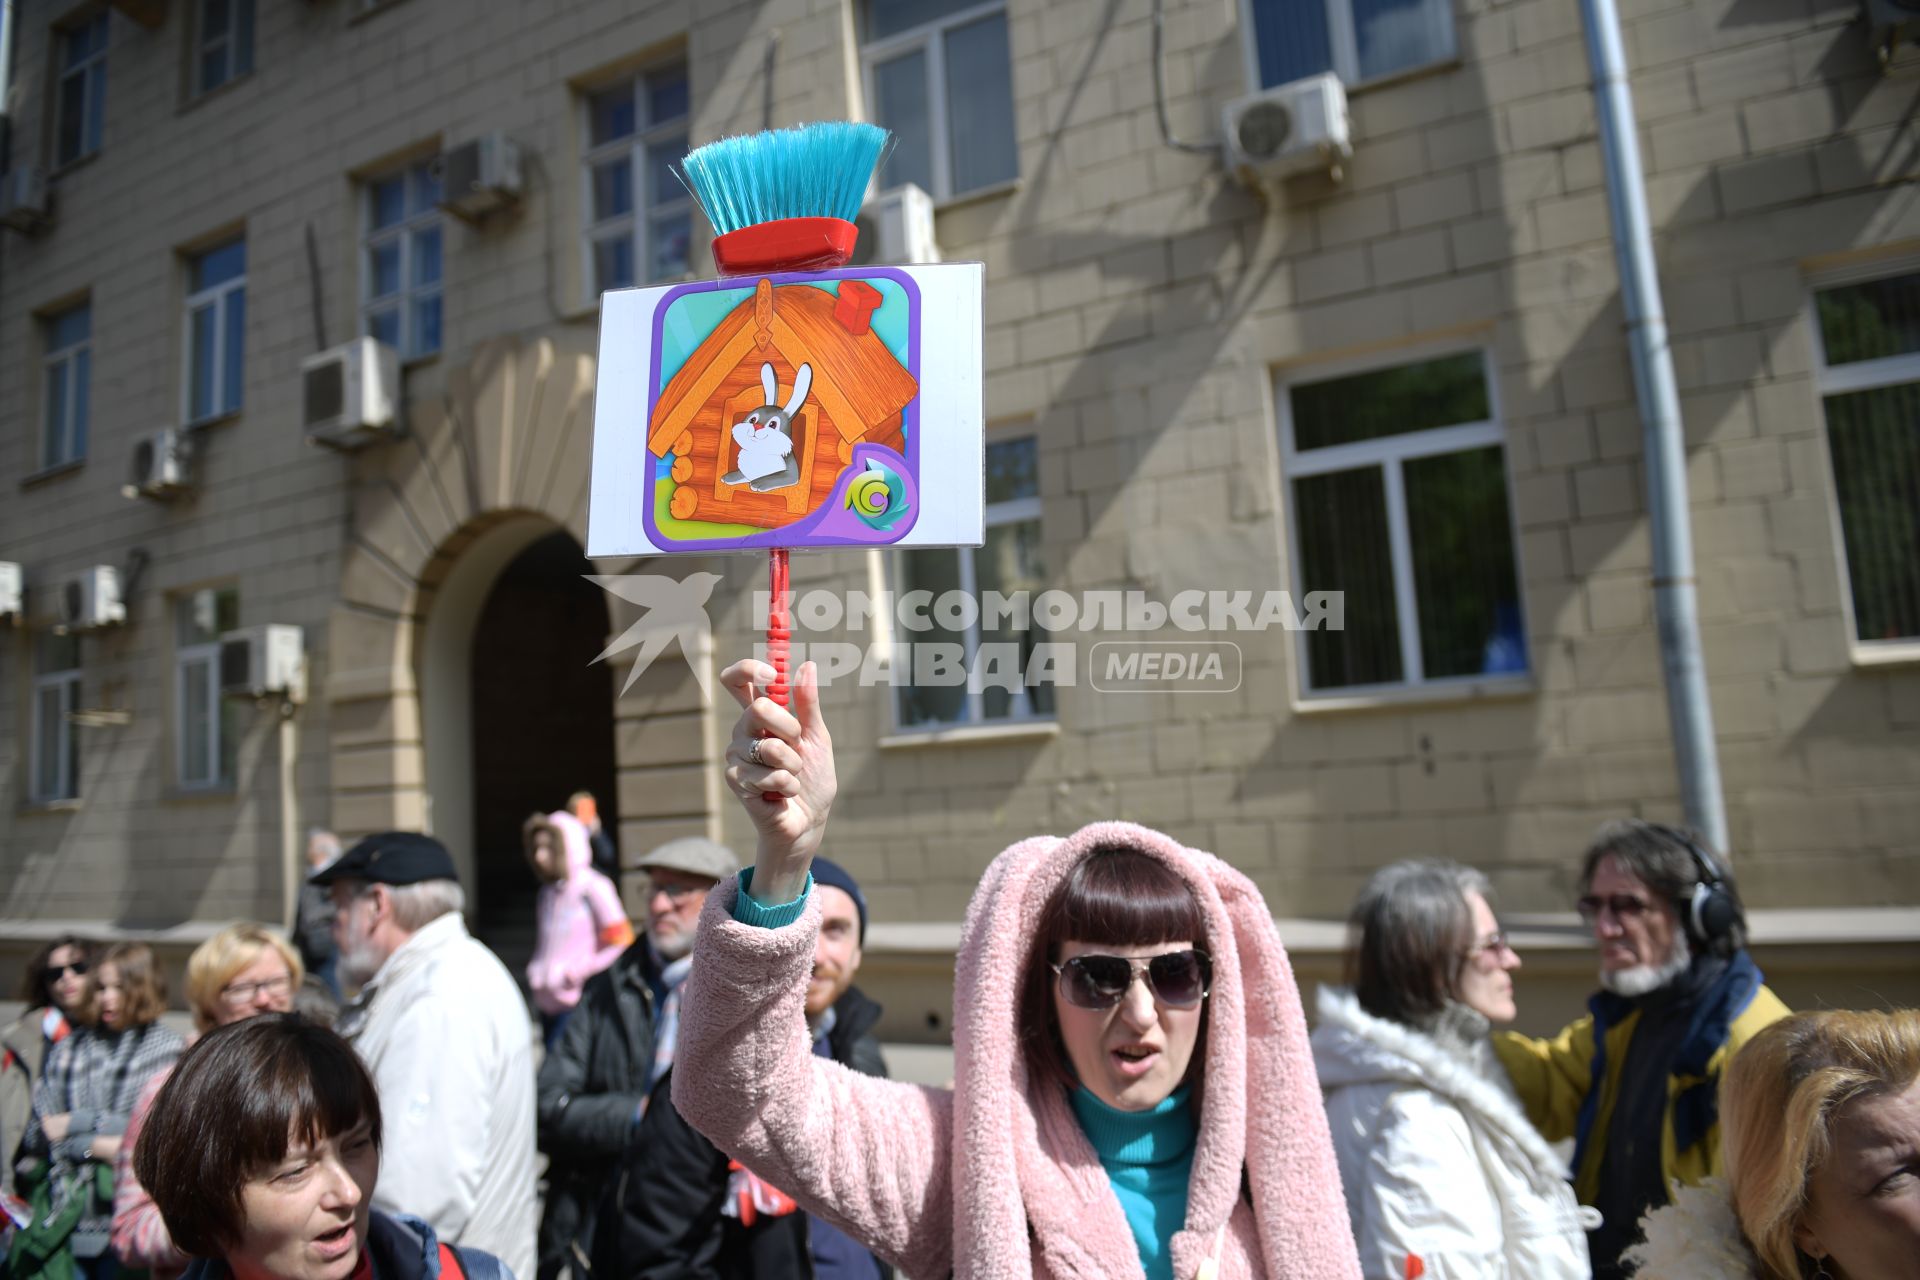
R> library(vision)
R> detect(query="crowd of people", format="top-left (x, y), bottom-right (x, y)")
top-left (1, 670), bottom-right (1914, 1280)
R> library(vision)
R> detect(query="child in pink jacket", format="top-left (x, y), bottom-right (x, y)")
top-left (671, 660), bottom-right (1363, 1280)
top-left (524, 809), bottom-right (632, 1047)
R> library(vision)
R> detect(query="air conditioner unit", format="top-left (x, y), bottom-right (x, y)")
top-left (854, 183), bottom-right (940, 265)
top-left (219, 624), bottom-right (306, 701)
top-left (59, 566), bottom-right (125, 632)
top-left (303, 337), bottom-right (400, 449)
top-left (123, 428), bottom-right (195, 501)
top-left (436, 132), bottom-right (523, 222)
top-left (1866, 0), bottom-right (1920, 64)
top-left (1221, 73), bottom-right (1352, 188)
top-left (0, 167), bottom-right (51, 236)
top-left (0, 562), bottom-right (21, 625)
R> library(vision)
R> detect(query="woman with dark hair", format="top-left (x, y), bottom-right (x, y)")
top-left (15, 943), bottom-right (183, 1280)
top-left (135, 1014), bottom-right (513, 1280)
top-left (3, 937), bottom-right (93, 1203)
top-left (1312, 861), bottom-right (1594, 1278)
top-left (663, 660), bottom-right (1361, 1279)
top-left (113, 924), bottom-right (307, 1280)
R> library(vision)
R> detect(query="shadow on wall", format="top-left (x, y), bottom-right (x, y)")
top-left (865, 0), bottom-right (1920, 920)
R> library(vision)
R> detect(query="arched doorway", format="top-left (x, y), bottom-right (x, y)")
top-left (469, 529), bottom-right (618, 944)
top-left (326, 334), bottom-right (720, 948)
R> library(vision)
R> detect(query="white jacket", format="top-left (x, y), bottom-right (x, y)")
top-left (336, 912), bottom-right (537, 1280)
top-left (1312, 986), bottom-right (1597, 1280)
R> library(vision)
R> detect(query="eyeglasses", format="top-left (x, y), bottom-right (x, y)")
top-left (647, 880), bottom-right (708, 903)
top-left (220, 975), bottom-right (293, 1005)
top-left (1050, 950), bottom-right (1212, 1011)
top-left (1464, 932), bottom-right (1514, 966)
top-left (1576, 894), bottom-right (1653, 923)
top-left (46, 961), bottom-right (89, 979)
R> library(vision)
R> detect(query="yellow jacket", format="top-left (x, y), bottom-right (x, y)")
top-left (1494, 962), bottom-right (1790, 1203)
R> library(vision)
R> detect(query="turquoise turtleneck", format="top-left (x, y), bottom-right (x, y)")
top-left (1069, 1084), bottom-right (1196, 1280)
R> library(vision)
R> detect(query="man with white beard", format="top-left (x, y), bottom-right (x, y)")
top-left (1494, 820), bottom-right (1790, 1280)
top-left (319, 832), bottom-right (537, 1280)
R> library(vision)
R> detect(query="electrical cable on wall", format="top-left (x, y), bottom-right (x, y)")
top-left (1153, 0), bottom-right (1219, 154)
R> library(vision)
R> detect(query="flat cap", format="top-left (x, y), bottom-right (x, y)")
top-left (636, 836), bottom-right (739, 882)
top-left (309, 831), bottom-right (458, 887)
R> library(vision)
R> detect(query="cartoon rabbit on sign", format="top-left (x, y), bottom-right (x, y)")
top-left (722, 361), bottom-right (811, 492)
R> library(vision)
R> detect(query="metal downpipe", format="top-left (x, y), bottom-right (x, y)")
top-left (1579, 0), bottom-right (1729, 850)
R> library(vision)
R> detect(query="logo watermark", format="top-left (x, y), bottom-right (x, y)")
top-left (589, 577), bottom-right (1340, 701)
top-left (1090, 642), bottom-right (1242, 693)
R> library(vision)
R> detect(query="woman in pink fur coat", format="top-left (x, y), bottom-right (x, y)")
top-left (668, 659), bottom-right (1363, 1280)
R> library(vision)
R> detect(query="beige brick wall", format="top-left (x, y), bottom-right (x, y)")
top-left (2, 0), bottom-right (1915, 941)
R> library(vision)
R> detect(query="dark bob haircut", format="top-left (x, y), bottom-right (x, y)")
top-left (135, 1014), bottom-right (382, 1257)
top-left (18, 934), bottom-right (93, 1007)
top-left (1345, 860), bottom-right (1488, 1026)
top-left (1018, 846), bottom-right (1207, 1091)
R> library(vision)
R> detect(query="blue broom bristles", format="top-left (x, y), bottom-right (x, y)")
top-left (676, 122), bottom-right (892, 234)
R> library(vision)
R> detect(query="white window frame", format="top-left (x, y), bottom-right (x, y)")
top-left (859, 0), bottom-right (1016, 203)
top-left (41, 303), bottom-right (91, 470)
top-left (1809, 257), bottom-right (1920, 664)
top-left (174, 589), bottom-right (238, 791)
top-left (888, 433), bottom-right (1051, 732)
top-left (54, 12), bottom-right (109, 168)
top-left (579, 64), bottom-right (692, 304)
top-left (182, 238), bottom-right (246, 425)
top-left (194, 0), bottom-right (255, 96)
top-left (1237, 0), bottom-right (1457, 91)
top-left (361, 161), bottom-right (443, 361)
top-left (1276, 344), bottom-right (1528, 700)
top-left (29, 642), bottom-right (81, 804)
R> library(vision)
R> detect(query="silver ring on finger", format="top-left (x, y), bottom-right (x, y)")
top-left (746, 737), bottom-right (764, 767)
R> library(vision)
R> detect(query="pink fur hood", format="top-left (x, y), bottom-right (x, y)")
top-left (672, 820), bottom-right (1361, 1279)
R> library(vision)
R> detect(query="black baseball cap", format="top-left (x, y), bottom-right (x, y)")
top-left (308, 831), bottom-right (459, 887)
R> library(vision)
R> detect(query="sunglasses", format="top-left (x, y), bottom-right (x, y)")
top-left (46, 961), bottom-right (89, 979)
top-left (1576, 894), bottom-right (1653, 923)
top-left (1051, 950), bottom-right (1212, 1011)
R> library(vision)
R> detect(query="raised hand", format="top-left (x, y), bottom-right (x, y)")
top-left (720, 659), bottom-right (835, 902)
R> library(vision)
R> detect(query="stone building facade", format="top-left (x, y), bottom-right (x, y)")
top-left (2, 0), bottom-right (1915, 1026)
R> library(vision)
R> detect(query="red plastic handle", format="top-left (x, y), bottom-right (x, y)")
top-left (759, 548), bottom-right (792, 802)
top-left (712, 218), bottom-right (858, 275)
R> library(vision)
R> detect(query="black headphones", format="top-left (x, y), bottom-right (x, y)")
top-left (1651, 824), bottom-right (1739, 945)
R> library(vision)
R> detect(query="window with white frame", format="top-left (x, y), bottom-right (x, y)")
top-left (30, 632), bottom-right (82, 804)
top-left (860, 0), bottom-right (1018, 202)
top-left (581, 64), bottom-right (691, 299)
top-left (892, 435), bottom-right (1053, 729)
top-left (363, 161), bottom-right (443, 360)
top-left (1812, 271), bottom-right (1920, 650)
top-left (1245, 0), bottom-right (1455, 89)
top-left (41, 302), bottom-right (91, 470)
top-left (54, 12), bottom-right (109, 167)
top-left (1279, 350), bottom-right (1527, 695)
top-left (175, 587), bottom-right (242, 790)
top-left (194, 0), bottom-right (255, 95)
top-left (184, 237), bottom-right (245, 424)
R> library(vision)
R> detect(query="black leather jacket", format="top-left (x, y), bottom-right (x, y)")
top-left (535, 940), bottom-right (661, 1280)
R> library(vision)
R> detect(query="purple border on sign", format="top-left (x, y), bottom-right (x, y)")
top-left (640, 266), bottom-right (923, 553)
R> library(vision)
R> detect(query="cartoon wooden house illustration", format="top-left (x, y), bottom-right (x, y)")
top-left (646, 277), bottom-right (920, 529)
